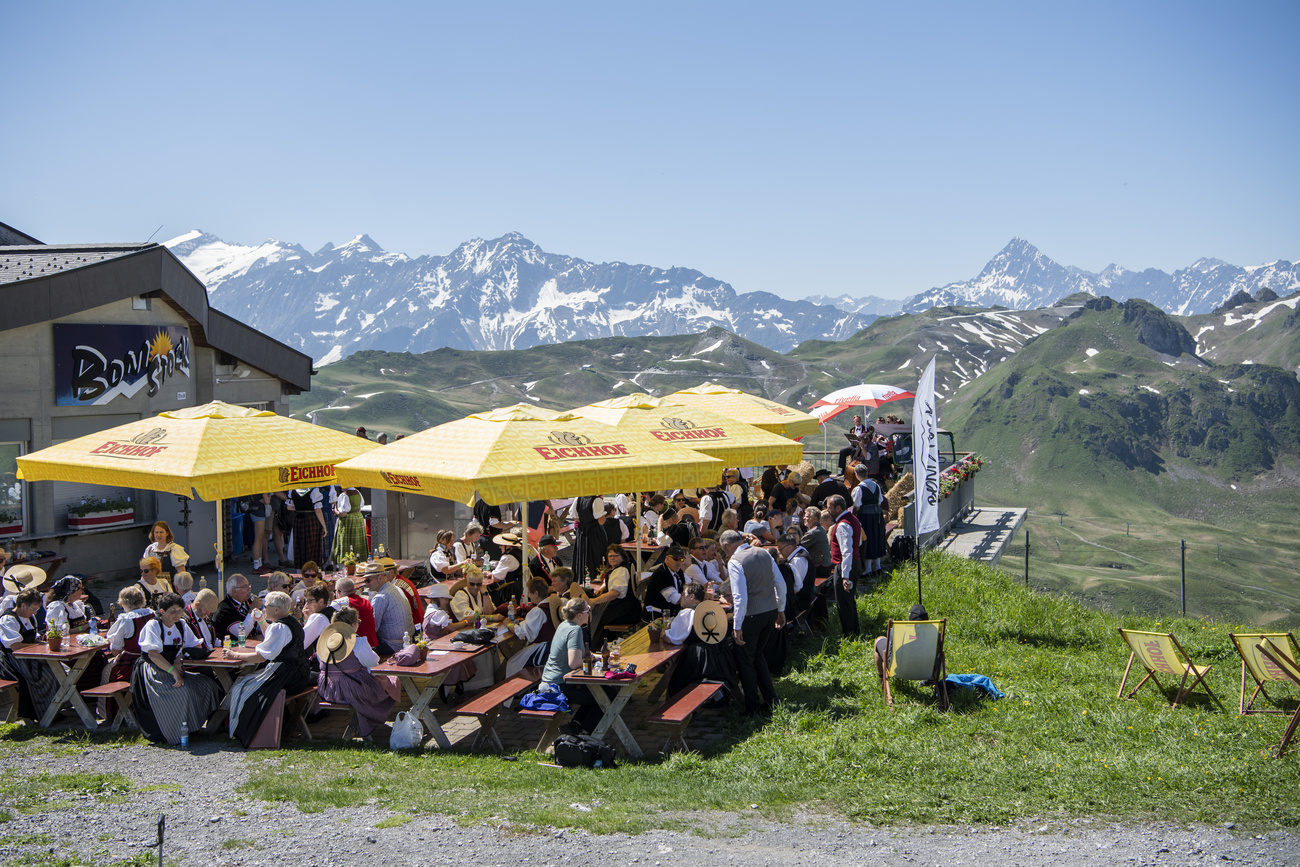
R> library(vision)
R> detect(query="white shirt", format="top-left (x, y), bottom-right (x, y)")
top-left (584, 497), bottom-right (606, 521)
top-left (604, 566), bottom-right (630, 599)
top-left (302, 612), bottom-right (331, 649)
top-left (490, 554), bottom-right (521, 580)
top-left (139, 619), bottom-right (203, 653)
top-left (422, 605), bottom-right (453, 637)
top-left (45, 599), bottom-right (85, 634)
top-left (352, 638), bottom-right (380, 669)
top-left (256, 621), bottom-right (293, 661)
top-left (107, 609), bottom-right (154, 650)
top-left (144, 541), bottom-right (189, 573)
top-left (429, 547), bottom-right (454, 575)
top-left (452, 539), bottom-right (480, 564)
top-left (787, 547), bottom-right (810, 594)
top-left (451, 588), bottom-right (491, 622)
top-left (181, 590), bottom-right (197, 606)
top-left (665, 608), bottom-right (695, 645)
top-left (834, 519), bottom-right (856, 576)
top-left (685, 559), bottom-right (722, 587)
top-left (514, 605), bottom-right (549, 643)
top-left (0, 613), bottom-right (37, 648)
top-left (614, 493), bottom-right (633, 517)
top-left (728, 543), bottom-right (786, 625)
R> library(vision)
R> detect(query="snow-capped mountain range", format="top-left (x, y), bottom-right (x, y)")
top-left (165, 231), bottom-right (871, 364)
top-left (165, 230), bottom-right (1299, 366)
top-left (902, 238), bottom-right (1300, 316)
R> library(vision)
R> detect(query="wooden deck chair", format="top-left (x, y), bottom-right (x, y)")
top-left (1116, 628), bottom-right (1217, 708)
top-left (876, 618), bottom-right (948, 710)
top-left (1229, 632), bottom-right (1300, 715)
top-left (1257, 638), bottom-right (1300, 758)
top-left (567, 581), bottom-right (589, 601)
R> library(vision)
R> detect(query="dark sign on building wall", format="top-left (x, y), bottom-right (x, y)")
top-left (54, 324), bottom-right (192, 406)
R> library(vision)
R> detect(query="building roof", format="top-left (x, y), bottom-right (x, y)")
top-left (0, 242), bottom-right (313, 392)
top-left (0, 243), bottom-right (150, 285)
top-left (0, 221), bottom-right (43, 246)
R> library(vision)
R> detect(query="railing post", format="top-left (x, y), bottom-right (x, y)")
top-left (1180, 539), bottom-right (1186, 617)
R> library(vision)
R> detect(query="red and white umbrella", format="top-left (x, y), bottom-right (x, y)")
top-left (808, 383), bottom-right (916, 425)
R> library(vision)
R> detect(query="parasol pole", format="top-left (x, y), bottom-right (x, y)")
top-left (215, 497), bottom-right (225, 600)
top-left (520, 499), bottom-right (530, 573)
top-left (636, 494), bottom-right (643, 605)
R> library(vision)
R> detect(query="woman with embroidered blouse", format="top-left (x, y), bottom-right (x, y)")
top-left (143, 521), bottom-right (190, 584)
top-left (130, 592), bottom-right (221, 745)
top-left (43, 576), bottom-right (88, 635)
top-left (0, 589), bottom-right (60, 720)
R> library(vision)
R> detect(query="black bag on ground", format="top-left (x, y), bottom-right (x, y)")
top-left (890, 534), bottom-right (915, 562)
top-left (553, 734), bottom-right (617, 768)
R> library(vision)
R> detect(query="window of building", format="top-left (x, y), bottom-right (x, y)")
top-left (0, 442), bottom-right (24, 538)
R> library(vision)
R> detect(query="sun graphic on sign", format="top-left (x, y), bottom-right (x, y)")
top-left (148, 331), bottom-right (173, 360)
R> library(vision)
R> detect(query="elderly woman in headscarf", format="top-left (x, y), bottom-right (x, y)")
top-left (0, 588), bottom-right (61, 720)
top-left (316, 606), bottom-right (397, 740)
top-left (222, 590), bottom-right (312, 748)
top-left (130, 592), bottom-right (221, 745)
top-left (43, 576), bottom-right (87, 635)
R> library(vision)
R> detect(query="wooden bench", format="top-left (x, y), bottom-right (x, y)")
top-left (647, 682), bottom-right (720, 754)
top-left (312, 699), bottom-right (360, 741)
top-left (452, 671), bottom-right (539, 751)
top-left (517, 706), bottom-right (572, 753)
top-left (283, 687), bottom-right (318, 741)
top-left (0, 678), bottom-right (21, 724)
top-left (80, 681), bottom-right (136, 732)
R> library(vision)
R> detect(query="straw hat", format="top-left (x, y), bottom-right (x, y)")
top-left (357, 562), bottom-right (386, 577)
top-left (316, 622), bottom-right (357, 666)
top-left (693, 600), bottom-right (728, 645)
top-left (2, 565), bottom-right (47, 595)
top-left (375, 557), bottom-right (397, 570)
top-left (492, 532), bottom-right (523, 548)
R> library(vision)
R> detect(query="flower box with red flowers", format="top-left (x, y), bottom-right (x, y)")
top-left (0, 510), bottom-right (21, 537)
top-left (67, 496), bottom-right (135, 531)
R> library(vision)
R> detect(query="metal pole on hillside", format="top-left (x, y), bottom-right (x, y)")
top-left (915, 533), bottom-right (923, 607)
top-left (1180, 539), bottom-right (1186, 617)
top-left (1024, 530), bottom-right (1030, 587)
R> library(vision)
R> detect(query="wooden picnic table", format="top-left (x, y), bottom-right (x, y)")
top-left (371, 645), bottom-right (492, 748)
top-left (563, 642), bottom-right (684, 759)
top-left (183, 639), bottom-right (264, 728)
top-left (12, 640), bottom-right (102, 728)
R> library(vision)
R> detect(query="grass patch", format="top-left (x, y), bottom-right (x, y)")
top-left (221, 838), bottom-right (257, 850)
top-left (0, 771), bottom-right (133, 815)
top-left (0, 832), bottom-right (53, 846)
top-left (374, 814), bottom-right (413, 829)
top-left (235, 552), bottom-right (1295, 832)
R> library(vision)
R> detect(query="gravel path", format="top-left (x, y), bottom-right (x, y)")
top-left (1, 739), bottom-right (1296, 867)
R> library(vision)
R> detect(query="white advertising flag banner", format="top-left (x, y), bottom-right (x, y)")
top-left (914, 356), bottom-right (940, 535)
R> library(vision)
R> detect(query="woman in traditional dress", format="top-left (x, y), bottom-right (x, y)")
top-left (330, 487), bottom-right (368, 564)
top-left (290, 488), bottom-right (327, 569)
top-left (851, 464), bottom-right (888, 576)
top-left (130, 593), bottom-right (221, 745)
top-left (452, 522), bottom-right (484, 568)
top-left (419, 585), bottom-right (477, 703)
top-left (589, 545), bottom-right (641, 642)
top-left (0, 589), bottom-right (60, 720)
top-left (143, 521), bottom-right (189, 586)
top-left (316, 607), bottom-right (397, 740)
top-left (135, 557), bottom-right (171, 610)
top-left (106, 586), bottom-right (154, 684)
top-left (223, 591), bottom-right (312, 748)
top-left (300, 585), bottom-right (334, 655)
top-left (504, 578), bottom-right (555, 678)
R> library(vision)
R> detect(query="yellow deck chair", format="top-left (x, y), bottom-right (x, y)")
top-left (1117, 628), bottom-right (1217, 708)
top-left (1257, 638), bottom-right (1300, 758)
top-left (1229, 632), bottom-right (1300, 715)
top-left (877, 618), bottom-right (948, 710)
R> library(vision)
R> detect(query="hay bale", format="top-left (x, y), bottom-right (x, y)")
top-left (793, 459), bottom-right (817, 498)
top-left (886, 472), bottom-right (914, 524)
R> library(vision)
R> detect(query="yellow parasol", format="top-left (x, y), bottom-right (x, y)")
top-left (664, 382), bottom-right (822, 439)
top-left (334, 403), bottom-right (725, 575)
top-left (17, 401), bottom-right (379, 588)
top-left (570, 393), bottom-right (804, 469)
top-left (334, 403), bottom-right (724, 504)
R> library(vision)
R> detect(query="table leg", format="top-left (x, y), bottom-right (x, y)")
top-left (587, 684), bottom-right (642, 759)
top-left (646, 656), bottom-right (682, 703)
top-left (38, 657), bottom-right (96, 729)
top-left (400, 673), bottom-right (450, 748)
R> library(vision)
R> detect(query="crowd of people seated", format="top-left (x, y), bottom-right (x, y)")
top-left (0, 459), bottom-right (894, 746)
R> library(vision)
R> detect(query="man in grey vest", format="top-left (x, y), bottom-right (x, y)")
top-left (720, 529), bottom-right (786, 716)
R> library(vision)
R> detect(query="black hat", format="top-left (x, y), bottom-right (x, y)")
top-left (908, 603), bottom-right (929, 621)
top-left (813, 468), bottom-right (832, 479)
top-left (538, 534), bottom-right (558, 549)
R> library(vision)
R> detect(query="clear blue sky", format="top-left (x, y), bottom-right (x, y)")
top-left (4, 2), bottom-right (1297, 300)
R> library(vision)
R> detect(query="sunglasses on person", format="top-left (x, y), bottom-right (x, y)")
top-left (303, 572), bottom-right (319, 579)
top-left (468, 580), bottom-right (484, 588)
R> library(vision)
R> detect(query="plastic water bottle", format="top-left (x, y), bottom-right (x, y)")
top-left (403, 631), bottom-right (412, 648)
top-left (179, 719), bottom-right (189, 750)
top-left (87, 610), bottom-right (99, 637)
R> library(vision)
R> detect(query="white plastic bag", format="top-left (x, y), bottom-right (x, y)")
top-left (388, 711), bottom-right (423, 750)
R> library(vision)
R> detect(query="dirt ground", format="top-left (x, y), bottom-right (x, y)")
top-left (1, 740), bottom-right (1296, 867)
